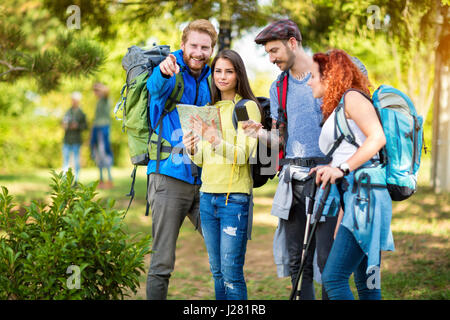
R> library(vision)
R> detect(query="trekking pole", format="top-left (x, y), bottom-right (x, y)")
top-left (293, 210), bottom-right (312, 300)
top-left (292, 174), bottom-right (316, 300)
top-left (290, 181), bottom-right (332, 300)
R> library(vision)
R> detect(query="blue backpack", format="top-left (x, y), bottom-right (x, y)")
top-left (330, 85), bottom-right (424, 201)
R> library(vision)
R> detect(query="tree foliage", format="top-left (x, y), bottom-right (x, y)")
top-left (54, 0), bottom-right (274, 49)
top-left (272, 0), bottom-right (448, 118)
top-left (43, 0), bottom-right (114, 38)
top-left (113, 0), bottom-right (271, 35)
top-left (272, 0), bottom-right (448, 62)
top-left (0, 0), bottom-right (446, 172)
top-left (0, 1), bottom-right (106, 93)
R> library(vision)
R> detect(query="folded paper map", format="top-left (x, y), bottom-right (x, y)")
top-left (176, 104), bottom-right (222, 139)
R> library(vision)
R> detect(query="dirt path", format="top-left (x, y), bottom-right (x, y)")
top-left (129, 191), bottom-right (450, 300)
top-left (130, 197), bottom-right (293, 300)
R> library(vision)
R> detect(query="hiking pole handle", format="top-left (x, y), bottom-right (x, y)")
top-left (315, 182), bottom-right (332, 218)
top-left (304, 182), bottom-right (332, 246)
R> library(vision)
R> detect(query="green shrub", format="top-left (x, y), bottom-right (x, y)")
top-left (0, 170), bottom-right (151, 299)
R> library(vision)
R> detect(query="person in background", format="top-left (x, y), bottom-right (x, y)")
top-left (62, 91), bottom-right (87, 183)
top-left (90, 82), bottom-right (114, 189)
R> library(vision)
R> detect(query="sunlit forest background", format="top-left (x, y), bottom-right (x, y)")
top-left (0, 0), bottom-right (448, 300)
top-left (2, 0), bottom-right (448, 172)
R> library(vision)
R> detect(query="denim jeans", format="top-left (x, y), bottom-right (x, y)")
top-left (315, 216), bottom-right (338, 300)
top-left (90, 125), bottom-right (113, 169)
top-left (62, 143), bottom-right (81, 181)
top-left (200, 192), bottom-right (250, 300)
top-left (322, 224), bottom-right (381, 300)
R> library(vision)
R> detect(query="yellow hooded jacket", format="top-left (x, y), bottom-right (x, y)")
top-left (189, 94), bottom-right (261, 195)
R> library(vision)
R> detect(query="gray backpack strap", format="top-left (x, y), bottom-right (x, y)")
top-left (326, 89), bottom-right (372, 159)
top-left (335, 101), bottom-right (359, 148)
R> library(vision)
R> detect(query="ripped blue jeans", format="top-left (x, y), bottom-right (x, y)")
top-left (200, 192), bottom-right (250, 300)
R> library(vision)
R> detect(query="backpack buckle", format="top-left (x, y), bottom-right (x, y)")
top-left (356, 196), bottom-right (369, 202)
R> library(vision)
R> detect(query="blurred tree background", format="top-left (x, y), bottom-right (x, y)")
top-left (0, 0), bottom-right (448, 189)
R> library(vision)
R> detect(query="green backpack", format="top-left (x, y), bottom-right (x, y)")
top-left (114, 45), bottom-right (185, 166)
top-left (114, 45), bottom-right (185, 212)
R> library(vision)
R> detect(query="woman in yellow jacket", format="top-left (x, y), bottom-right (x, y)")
top-left (183, 49), bottom-right (261, 300)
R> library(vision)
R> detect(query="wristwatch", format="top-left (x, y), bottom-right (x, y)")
top-left (338, 162), bottom-right (351, 176)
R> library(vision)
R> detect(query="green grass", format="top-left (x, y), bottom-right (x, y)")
top-left (1, 157), bottom-right (449, 300)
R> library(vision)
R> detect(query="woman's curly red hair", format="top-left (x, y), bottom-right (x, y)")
top-left (313, 50), bottom-right (371, 121)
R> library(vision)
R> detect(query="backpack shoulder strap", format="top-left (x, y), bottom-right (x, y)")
top-left (325, 89), bottom-right (372, 158)
top-left (337, 88), bottom-right (372, 145)
top-left (164, 70), bottom-right (185, 112)
top-left (275, 71), bottom-right (289, 165)
top-left (275, 71), bottom-right (288, 126)
top-left (335, 99), bottom-right (358, 146)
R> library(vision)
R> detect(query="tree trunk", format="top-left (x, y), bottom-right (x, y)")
top-left (432, 56), bottom-right (450, 192)
top-left (218, 0), bottom-right (232, 51)
top-left (431, 4), bottom-right (450, 192)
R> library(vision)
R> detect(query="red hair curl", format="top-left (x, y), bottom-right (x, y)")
top-left (313, 50), bottom-right (371, 120)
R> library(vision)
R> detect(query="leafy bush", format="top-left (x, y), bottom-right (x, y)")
top-left (0, 170), bottom-right (151, 299)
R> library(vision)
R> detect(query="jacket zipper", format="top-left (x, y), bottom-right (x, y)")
top-left (194, 80), bottom-right (200, 105)
top-left (192, 68), bottom-right (209, 105)
top-left (189, 66), bottom-right (209, 184)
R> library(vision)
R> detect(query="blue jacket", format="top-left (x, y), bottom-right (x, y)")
top-left (146, 49), bottom-right (211, 184)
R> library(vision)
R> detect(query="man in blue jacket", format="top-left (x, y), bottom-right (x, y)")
top-left (145, 19), bottom-right (217, 300)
